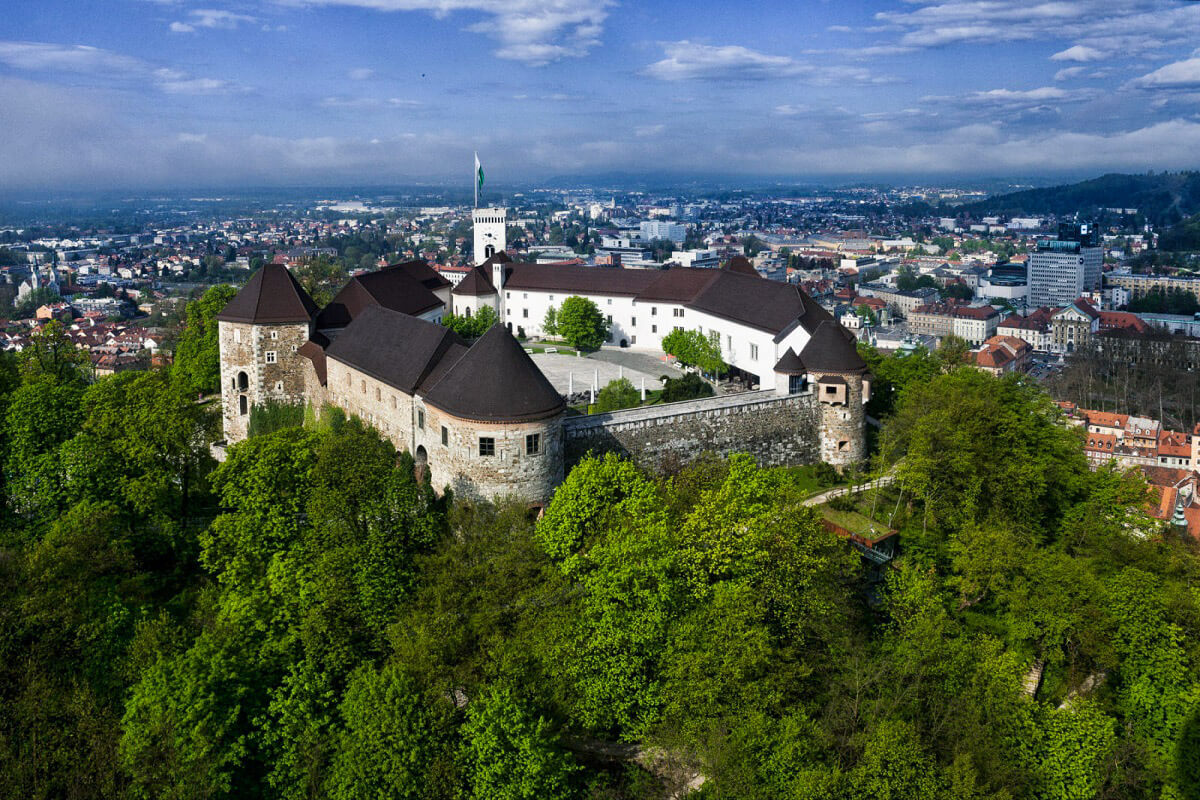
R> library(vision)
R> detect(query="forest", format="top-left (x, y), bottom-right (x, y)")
top-left (2, 291), bottom-right (1200, 799)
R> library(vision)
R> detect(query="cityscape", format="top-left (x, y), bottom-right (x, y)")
top-left (7, 1), bottom-right (1200, 798)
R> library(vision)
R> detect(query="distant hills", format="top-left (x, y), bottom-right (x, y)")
top-left (959, 172), bottom-right (1200, 229)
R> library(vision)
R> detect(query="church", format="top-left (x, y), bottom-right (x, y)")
top-left (216, 208), bottom-right (870, 503)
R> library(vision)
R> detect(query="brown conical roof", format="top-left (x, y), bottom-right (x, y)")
top-left (773, 347), bottom-right (806, 375)
top-left (800, 320), bottom-right (867, 374)
top-left (452, 264), bottom-right (497, 296)
top-left (422, 324), bottom-right (564, 422)
top-left (216, 264), bottom-right (319, 324)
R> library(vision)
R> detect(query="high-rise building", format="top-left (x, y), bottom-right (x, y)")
top-left (1028, 223), bottom-right (1102, 308)
top-left (639, 220), bottom-right (687, 243)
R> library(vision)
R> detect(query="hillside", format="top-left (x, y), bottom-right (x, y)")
top-left (959, 171), bottom-right (1200, 226)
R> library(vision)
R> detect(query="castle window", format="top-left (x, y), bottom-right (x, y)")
top-left (523, 309), bottom-right (529, 318)
top-left (234, 329), bottom-right (241, 343)
top-left (265, 351), bottom-right (277, 364)
top-left (275, 381), bottom-right (283, 392)
top-left (375, 387), bottom-right (381, 401)
top-left (392, 396), bottom-right (397, 410)
top-left (479, 437), bottom-right (495, 457)
top-left (631, 317), bottom-right (636, 326)
top-left (606, 315), bottom-right (612, 323)
top-left (270, 331), bottom-right (278, 340)
top-left (417, 409), bottom-right (425, 429)
top-left (239, 395), bottom-right (248, 415)
top-left (750, 344), bottom-right (759, 361)
top-left (651, 307), bottom-right (657, 316)
top-left (361, 380), bottom-right (366, 394)
top-left (346, 373), bottom-right (352, 386)
top-left (526, 433), bottom-right (540, 455)
top-left (607, 298), bottom-right (612, 305)
top-left (652, 325), bottom-right (657, 333)
top-left (838, 440), bottom-right (850, 452)
top-left (441, 426), bottom-right (448, 446)
top-left (237, 371), bottom-right (249, 391)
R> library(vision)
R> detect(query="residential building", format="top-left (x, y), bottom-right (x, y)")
top-left (1049, 297), bottom-right (1100, 353)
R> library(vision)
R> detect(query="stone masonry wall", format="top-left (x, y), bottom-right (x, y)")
top-left (815, 372), bottom-right (867, 468)
top-left (564, 389), bottom-right (822, 472)
top-left (219, 320), bottom-right (311, 442)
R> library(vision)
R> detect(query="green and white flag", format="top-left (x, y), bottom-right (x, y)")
top-left (474, 152), bottom-right (484, 206)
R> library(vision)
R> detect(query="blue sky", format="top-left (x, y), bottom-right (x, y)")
top-left (3, 0), bottom-right (1200, 189)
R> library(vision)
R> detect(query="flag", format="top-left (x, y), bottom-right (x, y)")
top-left (475, 152), bottom-right (484, 192)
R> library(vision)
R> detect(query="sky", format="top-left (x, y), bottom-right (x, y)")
top-left (4, 0), bottom-right (1200, 190)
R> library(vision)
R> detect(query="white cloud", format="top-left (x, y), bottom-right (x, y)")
top-left (0, 41), bottom-right (145, 74)
top-left (643, 41), bottom-right (886, 84)
top-left (0, 41), bottom-right (241, 95)
top-left (348, 67), bottom-right (374, 80)
top-left (966, 87), bottom-right (1069, 103)
top-left (170, 9), bottom-right (259, 32)
top-left (1051, 44), bottom-right (1106, 62)
top-left (634, 124), bottom-right (664, 137)
top-left (319, 95), bottom-right (421, 108)
top-left (774, 104), bottom-right (810, 116)
top-left (1054, 66), bottom-right (1086, 81)
top-left (875, 0), bottom-right (1200, 59)
top-left (291, 0), bottom-right (613, 65)
top-left (1128, 57), bottom-right (1200, 89)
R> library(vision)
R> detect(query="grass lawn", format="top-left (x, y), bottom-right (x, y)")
top-left (820, 505), bottom-right (893, 538)
top-left (785, 463), bottom-right (844, 496)
top-left (524, 345), bottom-right (580, 356)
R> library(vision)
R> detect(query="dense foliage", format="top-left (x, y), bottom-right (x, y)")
top-left (661, 372), bottom-right (714, 403)
top-left (442, 305), bottom-right (499, 339)
top-left (173, 284), bottom-right (238, 396)
top-left (593, 377), bottom-right (641, 412)
top-left (660, 328), bottom-right (727, 375)
top-left (4, 324), bottom-right (1200, 798)
top-left (555, 296), bottom-right (608, 351)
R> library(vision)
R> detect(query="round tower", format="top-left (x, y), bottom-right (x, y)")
top-left (216, 264), bottom-right (319, 443)
top-left (799, 320), bottom-right (870, 470)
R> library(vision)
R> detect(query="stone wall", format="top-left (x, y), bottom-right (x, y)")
top-left (814, 372), bottom-right (867, 468)
top-left (218, 320), bottom-right (311, 442)
top-left (310, 353), bottom-right (564, 504)
top-left (564, 389), bottom-right (823, 472)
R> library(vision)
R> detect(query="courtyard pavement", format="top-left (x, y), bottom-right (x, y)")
top-left (529, 349), bottom-right (681, 398)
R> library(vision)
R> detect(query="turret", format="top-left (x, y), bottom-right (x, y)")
top-left (216, 264), bottom-right (319, 442)
top-left (800, 321), bottom-right (869, 469)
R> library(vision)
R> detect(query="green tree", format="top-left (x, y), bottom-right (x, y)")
top-left (542, 305), bottom-right (558, 337)
top-left (173, 284), bottom-right (237, 396)
top-left (555, 296), bottom-right (607, 351)
top-left (19, 320), bottom-right (89, 384)
top-left (661, 372), bottom-right (714, 402)
top-left (442, 305), bottom-right (498, 339)
top-left (593, 377), bottom-right (640, 412)
top-left (326, 662), bottom-right (454, 800)
top-left (459, 684), bottom-right (578, 800)
top-left (661, 328), bottom-right (727, 375)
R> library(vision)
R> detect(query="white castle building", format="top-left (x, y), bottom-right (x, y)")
top-left (216, 210), bottom-right (869, 502)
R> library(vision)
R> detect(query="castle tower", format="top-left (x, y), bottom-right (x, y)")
top-left (473, 207), bottom-right (507, 266)
top-left (800, 321), bottom-right (870, 469)
top-left (215, 264), bottom-right (320, 443)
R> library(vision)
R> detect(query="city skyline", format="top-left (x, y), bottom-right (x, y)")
top-left (5, 0), bottom-right (1200, 189)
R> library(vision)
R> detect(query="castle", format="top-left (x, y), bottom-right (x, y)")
top-left (216, 209), bottom-right (870, 503)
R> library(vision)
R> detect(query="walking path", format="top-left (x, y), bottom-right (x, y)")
top-left (803, 473), bottom-right (897, 507)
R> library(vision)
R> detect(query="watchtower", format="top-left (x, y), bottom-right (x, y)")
top-left (215, 263), bottom-right (319, 442)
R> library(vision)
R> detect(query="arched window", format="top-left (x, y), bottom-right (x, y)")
top-left (237, 371), bottom-right (249, 391)
top-left (238, 395), bottom-right (248, 415)
top-left (485, 244), bottom-right (496, 259)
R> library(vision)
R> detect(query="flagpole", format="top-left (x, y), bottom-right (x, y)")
top-left (473, 151), bottom-right (478, 209)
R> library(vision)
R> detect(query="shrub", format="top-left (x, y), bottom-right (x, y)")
top-left (661, 373), bottom-right (714, 403)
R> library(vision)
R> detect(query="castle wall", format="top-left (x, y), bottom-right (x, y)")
top-left (563, 388), bottom-right (825, 472)
top-left (314, 354), bottom-right (563, 504)
top-left (423, 408), bottom-right (564, 504)
top-left (218, 320), bottom-right (311, 442)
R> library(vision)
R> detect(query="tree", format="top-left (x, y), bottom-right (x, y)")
top-left (542, 306), bottom-right (558, 337)
top-left (173, 285), bottom-right (237, 396)
top-left (442, 305), bottom-right (498, 339)
top-left (326, 662), bottom-right (454, 800)
top-left (593, 377), bottom-right (640, 412)
top-left (661, 372), bottom-right (714, 403)
top-left (555, 296), bottom-right (607, 351)
top-left (19, 320), bottom-right (89, 384)
top-left (661, 328), bottom-right (727, 375)
top-left (458, 684), bottom-right (578, 800)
